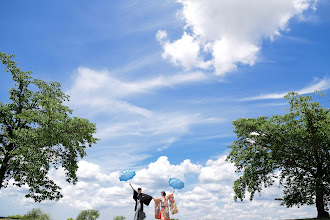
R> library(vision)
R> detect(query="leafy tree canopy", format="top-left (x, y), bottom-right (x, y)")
top-left (0, 51), bottom-right (98, 202)
top-left (113, 216), bottom-right (125, 220)
top-left (23, 208), bottom-right (51, 220)
top-left (76, 209), bottom-right (100, 220)
top-left (227, 92), bottom-right (329, 218)
top-left (8, 208), bottom-right (51, 220)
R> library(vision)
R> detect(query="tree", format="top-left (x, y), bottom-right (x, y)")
top-left (7, 214), bottom-right (24, 219)
top-left (0, 51), bottom-right (98, 202)
top-left (76, 209), bottom-right (100, 220)
top-left (227, 92), bottom-right (330, 218)
top-left (23, 208), bottom-right (51, 220)
top-left (113, 216), bottom-right (125, 220)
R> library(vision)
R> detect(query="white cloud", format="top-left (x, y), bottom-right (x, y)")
top-left (0, 155), bottom-right (317, 220)
top-left (199, 155), bottom-right (237, 183)
top-left (240, 77), bottom-right (330, 101)
top-left (76, 160), bottom-right (119, 182)
top-left (157, 0), bottom-right (318, 75)
top-left (157, 31), bottom-right (212, 70)
top-left (132, 156), bottom-right (202, 191)
top-left (212, 37), bottom-right (259, 74)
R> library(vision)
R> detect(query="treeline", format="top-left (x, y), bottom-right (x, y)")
top-left (6, 208), bottom-right (125, 220)
top-left (6, 208), bottom-right (180, 220)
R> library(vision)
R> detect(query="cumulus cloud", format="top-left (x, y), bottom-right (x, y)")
top-left (132, 156), bottom-right (202, 190)
top-left (157, 31), bottom-right (212, 70)
top-left (0, 155), bottom-right (316, 219)
top-left (157, 0), bottom-right (318, 75)
top-left (76, 160), bottom-right (120, 183)
top-left (199, 155), bottom-right (237, 183)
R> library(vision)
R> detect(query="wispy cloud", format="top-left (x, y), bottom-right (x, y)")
top-left (110, 53), bottom-right (162, 75)
top-left (67, 67), bottom-right (208, 117)
top-left (68, 67), bottom-right (208, 99)
top-left (240, 77), bottom-right (330, 101)
top-left (284, 35), bottom-right (315, 44)
top-left (65, 67), bottom-right (220, 168)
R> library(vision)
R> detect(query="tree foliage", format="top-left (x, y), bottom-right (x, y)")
top-left (23, 208), bottom-right (51, 220)
top-left (113, 216), bottom-right (125, 220)
top-left (0, 51), bottom-right (98, 202)
top-left (7, 214), bottom-right (24, 219)
top-left (76, 209), bottom-right (100, 220)
top-left (227, 92), bottom-right (330, 218)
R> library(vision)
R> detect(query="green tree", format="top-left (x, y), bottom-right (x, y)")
top-left (23, 208), bottom-right (51, 220)
top-left (0, 51), bottom-right (98, 202)
top-left (113, 216), bottom-right (125, 220)
top-left (227, 92), bottom-right (329, 218)
top-left (7, 214), bottom-right (24, 219)
top-left (76, 209), bottom-right (100, 220)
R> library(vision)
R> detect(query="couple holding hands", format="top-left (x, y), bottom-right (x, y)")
top-left (130, 183), bottom-right (178, 220)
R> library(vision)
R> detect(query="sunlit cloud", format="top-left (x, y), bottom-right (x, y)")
top-left (157, 0), bottom-right (318, 75)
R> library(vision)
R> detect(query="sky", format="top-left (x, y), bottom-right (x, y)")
top-left (0, 0), bottom-right (330, 219)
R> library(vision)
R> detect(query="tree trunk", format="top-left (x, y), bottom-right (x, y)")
top-left (0, 152), bottom-right (10, 188)
top-left (316, 165), bottom-right (329, 218)
top-left (316, 192), bottom-right (329, 218)
top-left (0, 143), bottom-right (14, 188)
top-left (310, 123), bottom-right (329, 218)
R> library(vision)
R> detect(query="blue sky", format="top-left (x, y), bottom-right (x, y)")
top-left (0, 0), bottom-right (330, 219)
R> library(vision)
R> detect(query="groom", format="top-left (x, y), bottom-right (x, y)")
top-left (130, 183), bottom-right (153, 220)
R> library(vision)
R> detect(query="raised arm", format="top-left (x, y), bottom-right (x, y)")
top-left (166, 190), bottom-right (175, 199)
top-left (131, 183), bottom-right (138, 201)
top-left (129, 183), bottom-right (135, 191)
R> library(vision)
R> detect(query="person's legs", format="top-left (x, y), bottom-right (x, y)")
top-left (134, 210), bottom-right (139, 220)
top-left (139, 211), bottom-right (146, 220)
top-left (134, 201), bottom-right (141, 220)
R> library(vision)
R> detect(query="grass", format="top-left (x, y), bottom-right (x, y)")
top-left (287, 218), bottom-right (330, 220)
